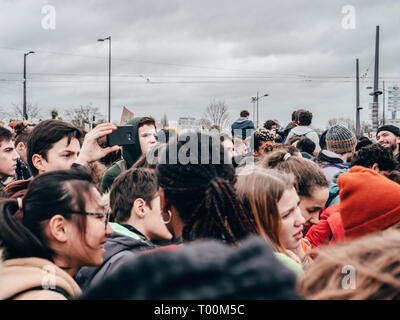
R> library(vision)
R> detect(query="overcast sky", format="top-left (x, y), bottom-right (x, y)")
top-left (0, 0), bottom-right (399, 130)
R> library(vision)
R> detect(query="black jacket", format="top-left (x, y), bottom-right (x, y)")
top-left (75, 229), bottom-right (155, 293)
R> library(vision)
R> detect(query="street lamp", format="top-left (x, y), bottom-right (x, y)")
top-left (367, 83), bottom-right (385, 125)
top-left (23, 50), bottom-right (35, 120)
top-left (98, 36), bottom-right (111, 122)
top-left (251, 92), bottom-right (268, 128)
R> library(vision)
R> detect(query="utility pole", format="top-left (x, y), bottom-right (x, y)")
top-left (256, 91), bottom-right (259, 128)
top-left (372, 25), bottom-right (380, 132)
top-left (108, 36), bottom-right (111, 123)
top-left (23, 51), bottom-right (35, 120)
top-left (251, 97), bottom-right (256, 123)
top-left (382, 80), bottom-right (385, 125)
top-left (356, 59), bottom-right (362, 138)
top-left (97, 36), bottom-right (111, 122)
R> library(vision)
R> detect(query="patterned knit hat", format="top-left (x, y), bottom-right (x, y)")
top-left (326, 125), bottom-right (356, 154)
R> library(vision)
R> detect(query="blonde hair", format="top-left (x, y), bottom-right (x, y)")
top-left (299, 228), bottom-right (400, 300)
top-left (235, 166), bottom-right (295, 255)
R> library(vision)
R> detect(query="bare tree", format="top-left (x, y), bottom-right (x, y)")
top-left (0, 103), bottom-right (43, 122)
top-left (64, 103), bottom-right (104, 128)
top-left (200, 100), bottom-right (231, 132)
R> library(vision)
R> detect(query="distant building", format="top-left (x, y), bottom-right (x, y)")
top-left (386, 86), bottom-right (400, 126)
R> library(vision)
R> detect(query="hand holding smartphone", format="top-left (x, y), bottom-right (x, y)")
top-left (106, 126), bottom-right (136, 146)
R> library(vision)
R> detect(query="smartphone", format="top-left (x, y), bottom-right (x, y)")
top-left (106, 126), bottom-right (136, 146)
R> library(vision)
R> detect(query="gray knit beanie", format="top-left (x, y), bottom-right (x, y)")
top-left (326, 125), bottom-right (356, 154)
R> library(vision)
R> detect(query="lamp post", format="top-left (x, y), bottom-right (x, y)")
top-left (251, 92), bottom-right (268, 128)
top-left (251, 97), bottom-right (256, 123)
top-left (367, 83), bottom-right (384, 126)
top-left (98, 36), bottom-right (111, 122)
top-left (23, 51), bottom-right (35, 120)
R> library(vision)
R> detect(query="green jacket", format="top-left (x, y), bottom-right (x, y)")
top-left (100, 117), bottom-right (145, 193)
top-left (274, 252), bottom-right (304, 279)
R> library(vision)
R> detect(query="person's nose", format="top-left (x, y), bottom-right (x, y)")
top-left (309, 212), bottom-right (319, 225)
top-left (295, 207), bottom-right (306, 227)
top-left (12, 149), bottom-right (20, 161)
top-left (105, 221), bottom-right (113, 236)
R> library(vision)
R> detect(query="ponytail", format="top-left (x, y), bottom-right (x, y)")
top-left (0, 200), bottom-right (53, 261)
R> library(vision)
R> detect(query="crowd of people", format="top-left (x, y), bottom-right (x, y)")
top-left (0, 107), bottom-right (399, 300)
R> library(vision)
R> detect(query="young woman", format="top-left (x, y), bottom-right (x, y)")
top-left (261, 150), bottom-right (329, 231)
top-left (235, 165), bottom-right (310, 271)
top-left (0, 166), bottom-right (112, 299)
top-left (156, 132), bottom-right (258, 245)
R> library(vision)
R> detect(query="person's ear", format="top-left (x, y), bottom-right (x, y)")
top-left (371, 163), bottom-right (380, 173)
top-left (47, 215), bottom-right (69, 243)
top-left (16, 142), bottom-right (25, 153)
top-left (31, 154), bottom-right (46, 173)
top-left (132, 198), bottom-right (146, 219)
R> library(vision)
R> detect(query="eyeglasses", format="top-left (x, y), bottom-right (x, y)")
top-left (67, 211), bottom-right (111, 230)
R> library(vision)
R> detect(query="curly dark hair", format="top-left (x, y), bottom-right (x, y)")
top-left (156, 132), bottom-right (258, 244)
top-left (355, 137), bottom-right (373, 152)
top-left (263, 120), bottom-right (278, 130)
top-left (351, 143), bottom-right (399, 171)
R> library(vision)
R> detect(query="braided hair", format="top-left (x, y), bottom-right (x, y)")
top-left (157, 132), bottom-right (258, 244)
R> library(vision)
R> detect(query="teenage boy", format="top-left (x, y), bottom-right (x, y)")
top-left (0, 126), bottom-right (19, 197)
top-left (5, 119), bottom-right (119, 199)
top-left (75, 167), bottom-right (172, 292)
top-left (100, 116), bottom-right (157, 192)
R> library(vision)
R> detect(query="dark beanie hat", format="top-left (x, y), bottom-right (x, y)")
top-left (80, 236), bottom-right (301, 300)
top-left (377, 125), bottom-right (400, 137)
top-left (326, 125), bottom-right (357, 154)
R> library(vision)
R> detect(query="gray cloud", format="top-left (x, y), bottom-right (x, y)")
top-left (0, 0), bottom-right (398, 130)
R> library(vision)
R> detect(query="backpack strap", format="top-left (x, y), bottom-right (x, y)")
top-left (6, 285), bottom-right (72, 300)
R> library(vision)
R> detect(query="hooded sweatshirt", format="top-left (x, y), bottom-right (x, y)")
top-left (318, 150), bottom-right (351, 182)
top-left (231, 117), bottom-right (255, 140)
top-left (100, 117), bottom-right (146, 192)
top-left (285, 126), bottom-right (321, 153)
top-left (74, 223), bottom-right (155, 292)
top-left (0, 257), bottom-right (81, 300)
